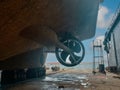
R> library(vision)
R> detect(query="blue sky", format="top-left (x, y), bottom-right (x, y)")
top-left (46, 0), bottom-right (120, 63)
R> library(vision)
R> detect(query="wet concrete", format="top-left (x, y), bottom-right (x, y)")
top-left (0, 69), bottom-right (120, 90)
top-left (1, 73), bottom-right (89, 90)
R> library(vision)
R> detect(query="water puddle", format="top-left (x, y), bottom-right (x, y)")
top-left (42, 73), bottom-right (91, 89)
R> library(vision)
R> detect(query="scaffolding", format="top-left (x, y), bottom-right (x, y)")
top-left (93, 40), bottom-right (105, 74)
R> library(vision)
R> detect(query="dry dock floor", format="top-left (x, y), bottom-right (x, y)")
top-left (1, 69), bottom-right (120, 90)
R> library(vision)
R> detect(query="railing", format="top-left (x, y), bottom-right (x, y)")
top-left (107, 2), bottom-right (120, 31)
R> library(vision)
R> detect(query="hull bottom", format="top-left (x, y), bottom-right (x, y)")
top-left (1, 67), bottom-right (46, 85)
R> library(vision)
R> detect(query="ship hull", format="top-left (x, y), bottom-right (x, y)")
top-left (0, 0), bottom-right (99, 68)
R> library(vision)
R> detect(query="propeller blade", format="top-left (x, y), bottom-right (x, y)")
top-left (69, 54), bottom-right (81, 64)
top-left (61, 51), bottom-right (69, 62)
top-left (69, 41), bottom-right (81, 53)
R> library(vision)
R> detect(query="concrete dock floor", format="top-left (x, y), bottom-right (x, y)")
top-left (1, 69), bottom-right (120, 90)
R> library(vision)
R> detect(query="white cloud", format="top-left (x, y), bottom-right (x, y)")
top-left (95, 35), bottom-right (105, 41)
top-left (93, 36), bottom-right (105, 46)
top-left (97, 5), bottom-right (113, 29)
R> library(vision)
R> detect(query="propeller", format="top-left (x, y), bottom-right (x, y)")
top-left (61, 40), bottom-right (81, 64)
top-left (55, 38), bottom-right (85, 67)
